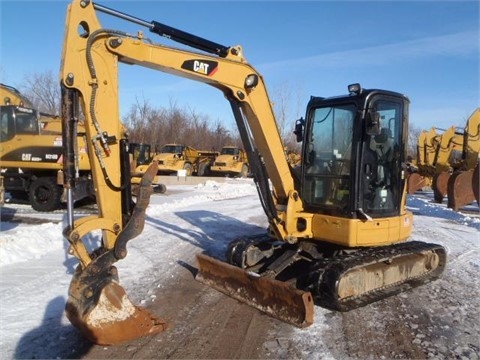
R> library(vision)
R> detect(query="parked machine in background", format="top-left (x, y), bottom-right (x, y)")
top-left (406, 127), bottom-right (438, 194)
top-left (430, 126), bottom-right (464, 203)
top-left (129, 142), bottom-right (166, 194)
top-left (210, 145), bottom-right (249, 177)
top-left (0, 83), bottom-right (93, 211)
top-left (147, 143), bottom-right (218, 176)
top-left (446, 108), bottom-right (480, 210)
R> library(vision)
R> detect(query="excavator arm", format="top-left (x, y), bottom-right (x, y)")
top-left (61, 0), bottom-right (310, 244)
top-left (60, 0), bottom-right (311, 344)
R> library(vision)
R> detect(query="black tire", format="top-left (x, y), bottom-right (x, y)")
top-left (197, 163), bottom-right (210, 177)
top-left (240, 164), bottom-right (249, 178)
top-left (153, 184), bottom-right (167, 194)
top-left (29, 177), bottom-right (62, 212)
top-left (183, 163), bottom-right (193, 176)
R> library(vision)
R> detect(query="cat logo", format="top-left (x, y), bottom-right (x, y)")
top-left (181, 60), bottom-right (218, 76)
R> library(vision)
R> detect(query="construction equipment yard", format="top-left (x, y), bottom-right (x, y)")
top-left (1, 0), bottom-right (478, 358)
top-left (1, 179), bottom-right (478, 359)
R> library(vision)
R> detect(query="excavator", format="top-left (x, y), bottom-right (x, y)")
top-left (446, 108), bottom-right (480, 210)
top-left (60, 0), bottom-right (447, 345)
top-left (430, 126), bottom-right (464, 203)
top-left (0, 83), bottom-right (93, 210)
top-left (406, 127), bottom-right (438, 194)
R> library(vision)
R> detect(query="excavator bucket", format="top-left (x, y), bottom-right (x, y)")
top-left (66, 272), bottom-right (169, 345)
top-left (196, 253), bottom-right (314, 328)
top-left (447, 170), bottom-right (475, 211)
top-left (432, 171), bottom-right (450, 203)
top-left (406, 172), bottom-right (427, 194)
top-left (65, 162), bottom-right (169, 345)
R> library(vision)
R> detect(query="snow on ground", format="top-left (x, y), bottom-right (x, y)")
top-left (0, 180), bottom-right (478, 359)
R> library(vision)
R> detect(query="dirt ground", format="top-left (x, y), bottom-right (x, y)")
top-left (80, 256), bottom-right (280, 359)
top-left (79, 254), bottom-right (479, 360)
top-left (4, 195), bottom-right (478, 360)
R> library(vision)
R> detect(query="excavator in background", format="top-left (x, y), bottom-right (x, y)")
top-left (129, 142), bottom-right (167, 194)
top-left (430, 126), bottom-right (464, 203)
top-left (1, 83), bottom-right (34, 108)
top-left (446, 108), bottom-right (480, 210)
top-left (128, 142), bottom-right (154, 168)
top-left (59, 0), bottom-right (446, 345)
top-left (0, 83), bottom-right (93, 210)
top-left (406, 127), bottom-right (438, 194)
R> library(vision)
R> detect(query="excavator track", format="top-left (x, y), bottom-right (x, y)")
top-left (303, 240), bottom-right (447, 311)
top-left (197, 237), bottom-right (446, 325)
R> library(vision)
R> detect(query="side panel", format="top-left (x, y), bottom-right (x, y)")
top-left (310, 212), bottom-right (412, 247)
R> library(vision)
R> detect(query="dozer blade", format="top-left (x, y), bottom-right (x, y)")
top-left (196, 253), bottom-right (314, 328)
top-left (66, 271), bottom-right (169, 345)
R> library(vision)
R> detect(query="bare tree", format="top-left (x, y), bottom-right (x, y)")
top-left (271, 81), bottom-right (303, 152)
top-left (20, 70), bottom-right (60, 115)
top-left (408, 124), bottom-right (422, 161)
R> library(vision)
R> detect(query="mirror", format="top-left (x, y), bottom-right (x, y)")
top-left (293, 118), bottom-right (305, 142)
top-left (366, 109), bottom-right (381, 136)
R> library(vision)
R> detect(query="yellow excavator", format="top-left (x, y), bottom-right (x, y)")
top-left (0, 83), bottom-right (93, 210)
top-left (430, 126), bottom-right (464, 203)
top-left (406, 127), bottom-right (438, 194)
top-left (60, 0), bottom-right (446, 345)
top-left (446, 108), bottom-right (480, 210)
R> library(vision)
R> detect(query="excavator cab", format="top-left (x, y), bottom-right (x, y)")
top-left (128, 143), bottom-right (153, 166)
top-left (300, 86), bottom-right (406, 219)
top-left (0, 105), bottom-right (40, 142)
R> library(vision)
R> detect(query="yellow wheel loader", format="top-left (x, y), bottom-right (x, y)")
top-left (59, 0), bottom-right (446, 345)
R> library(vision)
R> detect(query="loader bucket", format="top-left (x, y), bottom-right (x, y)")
top-left (196, 253), bottom-right (314, 328)
top-left (447, 170), bottom-right (475, 211)
top-left (406, 173), bottom-right (426, 194)
top-left (66, 267), bottom-right (169, 345)
top-left (432, 171), bottom-right (450, 203)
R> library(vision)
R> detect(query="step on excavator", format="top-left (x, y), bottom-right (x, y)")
top-left (59, 0), bottom-right (447, 345)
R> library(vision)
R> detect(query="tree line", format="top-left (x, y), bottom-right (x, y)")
top-left (16, 71), bottom-right (300, 153)
top-left (13, 70), bottom-right (423, 156)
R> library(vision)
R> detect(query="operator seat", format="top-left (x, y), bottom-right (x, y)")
top-left (370, 127), bottom-right (394, 163)
top-left (368, 127), bottom-right (396, 209)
